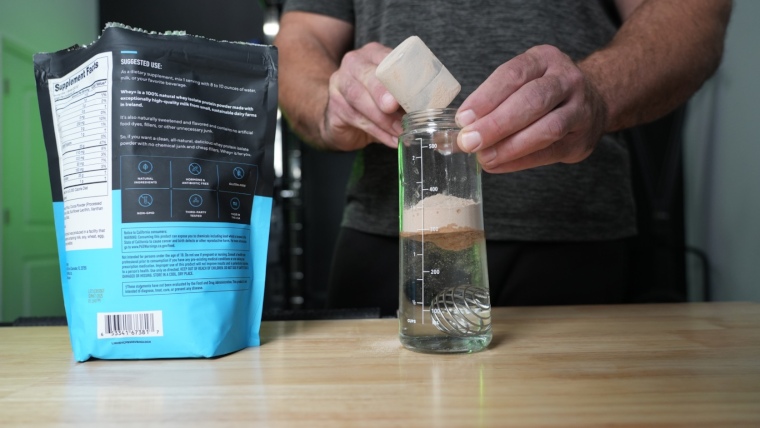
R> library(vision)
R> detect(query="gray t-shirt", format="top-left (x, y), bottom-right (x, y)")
top-left (282, 0), bottom-right (637, 241)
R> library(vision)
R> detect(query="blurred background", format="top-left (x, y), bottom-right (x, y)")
top-left (0, 0), bottom-right (758, 323)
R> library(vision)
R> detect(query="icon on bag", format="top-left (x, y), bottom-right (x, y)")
top-left (189, 194), bottom-right (203, 207)
top-left (138, 160), bottom-right (153, 174)
top-left (138, 194), bottom-right (153, 207)
top-left (189, 163), bottom-right (202, 175)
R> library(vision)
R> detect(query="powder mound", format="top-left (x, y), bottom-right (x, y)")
top-left (402, 194), bottom-right (482, 233)
top-left (402, 228), bottom-right (485, 252)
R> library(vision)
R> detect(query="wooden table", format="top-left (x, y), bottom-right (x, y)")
top-left (1, 303), bottom-right (760, 427)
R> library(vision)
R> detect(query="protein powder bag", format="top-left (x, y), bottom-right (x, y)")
top-left (33, 24), bottom-right (277, 361)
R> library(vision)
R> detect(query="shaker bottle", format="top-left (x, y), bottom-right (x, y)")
top-left (398, 108), bottom-right (492, 353)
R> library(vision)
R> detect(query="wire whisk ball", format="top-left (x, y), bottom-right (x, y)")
top-left (430, 285), bottom-right (492, 337)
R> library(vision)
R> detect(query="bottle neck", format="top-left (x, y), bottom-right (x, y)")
top-left (401, 108), bottom-right (458, 132)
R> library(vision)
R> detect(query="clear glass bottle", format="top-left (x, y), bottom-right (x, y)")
top-left (398, 108), bottom-right (492, 353)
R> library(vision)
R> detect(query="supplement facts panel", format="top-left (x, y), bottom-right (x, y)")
top-left (47, 51), bottom-right (114, 251)
top-left (49, 52), bottom-right (112, 202)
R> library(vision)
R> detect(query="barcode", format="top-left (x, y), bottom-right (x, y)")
top-left (97, 311), bottom-right (163, 339)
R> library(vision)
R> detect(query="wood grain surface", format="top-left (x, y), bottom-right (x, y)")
top-left (1, 303), bottom-right (759, 427)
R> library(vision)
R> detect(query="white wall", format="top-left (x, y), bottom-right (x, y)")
top-left (684, 0), bottom-right (760, 302)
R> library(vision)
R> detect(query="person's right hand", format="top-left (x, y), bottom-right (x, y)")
top-left (321, 42), bottom-right (404, 150)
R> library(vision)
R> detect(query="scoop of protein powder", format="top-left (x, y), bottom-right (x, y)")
top-left (376, 36), bottom-right (461, 113)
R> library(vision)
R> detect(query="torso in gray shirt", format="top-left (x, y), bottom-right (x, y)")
top-left (283, 0), bottom-right (637, 241)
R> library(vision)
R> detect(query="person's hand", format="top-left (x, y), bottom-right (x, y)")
top-left (321, 42), bottom-right (404, 150)
top-left (455, 45), bottom-right (608, 173)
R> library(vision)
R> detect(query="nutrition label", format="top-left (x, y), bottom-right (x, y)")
top-left (57, 80), bottom-right (108, 198)
top-left (50, 54), bottom-right (112, 201)
top-left (48, 52), bottom-right (114, 251)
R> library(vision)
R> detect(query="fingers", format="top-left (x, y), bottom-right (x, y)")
top-left (458, 73), bottom-right (569, 152)
top-left (343, 44), bottom-right (401, 113)
top-left (325, 84), bottom-right (400, 149)
top-left (325, 42), bottom-right (404, 149)
top-left (455, 45), bottom-right (605, 172)
top-left (457, 49), bottom-right (548, 128)
top-left (329, 71), bottom-right (401, 147)
top-left (360, 44), bottom-right (403, 114)
top-left (479, 135), bottom-right (592, 174)
top-left (476, 106), bottom-right (590, 173)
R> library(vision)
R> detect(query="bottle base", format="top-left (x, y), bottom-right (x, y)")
top-left (400, 332), bottom-right (492, 354)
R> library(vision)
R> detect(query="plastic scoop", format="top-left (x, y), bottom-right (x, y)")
top-left (376, 36), bottom-right (461, 113)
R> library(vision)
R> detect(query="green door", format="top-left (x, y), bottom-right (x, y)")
top-left (1, 38), bottom-right (63, 323)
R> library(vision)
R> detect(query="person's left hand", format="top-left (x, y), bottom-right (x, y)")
top-left (455, 45), bottom-right (608, 173)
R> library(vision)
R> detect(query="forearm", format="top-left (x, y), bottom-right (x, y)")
top-left (579, 0), bottom-right (732, 132)
top-left (276, 34), bottom-right (334, 149)
top-left (275, 13), bottom-right (352, 149)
